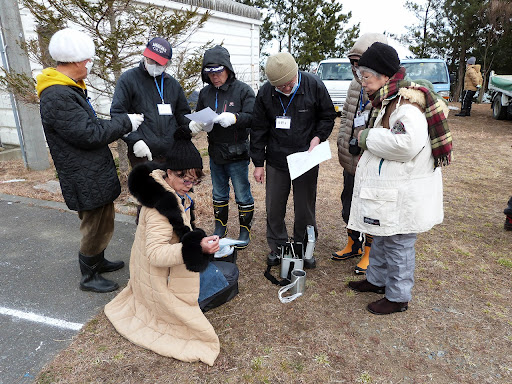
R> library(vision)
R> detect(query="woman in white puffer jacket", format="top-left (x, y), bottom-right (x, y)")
top-left (346, 42), bottom-right (452, 315)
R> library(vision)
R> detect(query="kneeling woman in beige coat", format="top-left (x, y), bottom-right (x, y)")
top-left (105, 129), bottom-right (221, 366)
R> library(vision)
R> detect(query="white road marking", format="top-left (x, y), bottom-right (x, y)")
top-left (0, 306), bottom-right (83, 331)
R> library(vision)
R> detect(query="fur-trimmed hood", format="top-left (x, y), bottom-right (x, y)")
top-left (128, 162), bottom-right (197, 239)
top-left (398, 86), bottom-right (450, 118)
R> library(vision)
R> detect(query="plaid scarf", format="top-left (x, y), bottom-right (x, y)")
top-left (368, 67), bottom-right (452, 167)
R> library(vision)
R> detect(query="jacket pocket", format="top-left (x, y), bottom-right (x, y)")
top-left (220, 141), bottom-right (249, 161)
top-left (359, 187), bottom-right (399, 227)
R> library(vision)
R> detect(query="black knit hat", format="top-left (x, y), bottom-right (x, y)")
top-left (358, 42), bottom-right (400, 77)
top-left (165, 128), bottom-right (203, 171)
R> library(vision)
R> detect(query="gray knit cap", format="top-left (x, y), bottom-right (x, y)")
top-left (265, 52), bottom-right (298, 86)
top-left (467, 57), bottom-right (476, 65)
top-left (348, 33), bottom-right (388, 58)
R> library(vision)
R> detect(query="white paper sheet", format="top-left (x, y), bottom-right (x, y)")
top-left (286, 140), bottom-right (332, 180)
top-left (185, 107), bottom-right (217, 125)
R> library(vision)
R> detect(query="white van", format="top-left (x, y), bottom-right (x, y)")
top-left (316, 58), bottom-right (353, 113)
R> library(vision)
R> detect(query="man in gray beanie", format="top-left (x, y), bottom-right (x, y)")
top-left (36, 28), bottom-right (144, 293)
top-left (332, 33), bottom-right (388, 275)
top-left (250, 52), bottom-right (336, 268)
top-left (455, 56), bottom-right (482, 117)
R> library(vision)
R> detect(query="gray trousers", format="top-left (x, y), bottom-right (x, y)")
top-left (265, 164), bottom-right (318, 252)
top-left (366, 233), bottom-right (417, 302)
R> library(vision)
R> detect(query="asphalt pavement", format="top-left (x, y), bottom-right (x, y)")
top-left (0, 193), bottom-right (136, 383)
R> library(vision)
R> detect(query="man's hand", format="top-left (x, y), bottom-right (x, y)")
top-left (133, 140), bottom-right (152, 161)
top-left (127, 113), bottom-right (144, 131)
top-left (254, 166), bottom-right (265, 184)
top-left (213, 112), bottom-right (237, 128)
top-left (308, 136), bottom-right (321, 152)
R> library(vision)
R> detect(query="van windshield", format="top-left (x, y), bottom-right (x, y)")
top-left (317, 63), bottom-right (353, 81)
top-left (401, 62), bottom-right (448, 84)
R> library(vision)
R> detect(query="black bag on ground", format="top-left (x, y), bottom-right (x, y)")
top-left (199, 260), bottom-right (239, 313)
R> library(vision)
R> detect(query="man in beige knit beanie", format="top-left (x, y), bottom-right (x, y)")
top-left (250, 52), bottom-right (336, 268)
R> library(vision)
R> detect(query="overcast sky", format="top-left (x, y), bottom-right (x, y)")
top-left (343, 0), bottom-right (425, 37)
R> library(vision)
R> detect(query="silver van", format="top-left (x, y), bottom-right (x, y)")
top-left (400, 59), bottom-right (451, 100)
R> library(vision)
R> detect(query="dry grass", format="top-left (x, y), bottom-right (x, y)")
top-left (2, 103), bottom-right (512, 384)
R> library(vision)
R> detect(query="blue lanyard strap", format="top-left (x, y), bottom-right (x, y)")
top-left (185, 193), bottom-right (194, 212)
top-left (359, 88), bottom-right (369, 113)
top-left (154, 75), bottom-right (164, 103)
top-left (86, 98), bottom-right (97, 117)
top-left (278, 72), bottom-right (301, 116)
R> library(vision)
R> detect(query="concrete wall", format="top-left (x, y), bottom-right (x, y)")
top-left (0, 0), bottom-right (261, 145)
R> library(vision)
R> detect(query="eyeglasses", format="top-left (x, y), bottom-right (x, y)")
top-left (178, 175), bottom-right (201, 186)
top-left (355, 69), bottom-right (374, 83)
top-left (276, 76), bottom-right (297, 91)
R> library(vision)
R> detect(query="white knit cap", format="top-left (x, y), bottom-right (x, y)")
top-left (49, 28), bottom-right (95, 63)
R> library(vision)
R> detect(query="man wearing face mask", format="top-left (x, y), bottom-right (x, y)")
top-left (111, 37), bottom-right (192, 165)
top-left (36, 28), bottom-right (144, 293)
top-left (250, 52), bottom-right (336, 267)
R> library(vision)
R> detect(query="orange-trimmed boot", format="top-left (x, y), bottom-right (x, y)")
top-left (331, 229), bottom-right (362, 260)
top-left (354, 234), bottom-right (373, 274)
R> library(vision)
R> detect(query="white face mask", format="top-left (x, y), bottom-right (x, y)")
top-left (275, 82), bottom-right (299, 97)
top-left (85, 60), bottom-right (93, 75)
top-left (144, 58), bottom-right (165, 77)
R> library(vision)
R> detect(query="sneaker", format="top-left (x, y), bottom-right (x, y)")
top-left (266, 250), bottom-right (280, 266)
top-left (367, 297), bottom-right (408, 315)
top-left (347, 279), bottom-right (385, 294)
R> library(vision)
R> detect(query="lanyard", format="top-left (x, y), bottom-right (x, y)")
top-left (278, 72), bottom-right (301, 116)
top-left (86, 98), bottom-right (97, 117)
top-left (154, 75), bottom-right (164, 103)
top-left (359, 88), bottom-right (369, 113)
top-left (179, 193), bottom-right (194, 212)
top-left (214, 91), bottom-right (228, 113)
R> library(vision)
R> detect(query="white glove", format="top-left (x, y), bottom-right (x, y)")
top-left (189, 121), bottom-right (204, 137)
top-left (133, 140), bottom-right (152, 161)
top-left (127, 113), bottom-right (144, 131)
top-left (213, 112), bottom-right (236, 128)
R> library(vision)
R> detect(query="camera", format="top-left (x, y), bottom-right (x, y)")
top-left (349, 138), bottom-right (361, 155)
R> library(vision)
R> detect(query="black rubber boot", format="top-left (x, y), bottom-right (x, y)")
top-left (455, 110), bottom-right (467, 117)
top-left (96, 250), bottom-right (125, 274)
top-left (235, 203), bottom-right (254, 249)
top-left (213, 200), bottom-right (229, 238)
top-left (79, 252), bottom-right (119, 293)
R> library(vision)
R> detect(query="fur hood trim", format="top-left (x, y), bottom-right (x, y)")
top-left (398, 87), bottom-right (450, 117)
top-left (128, 162), bottom-right (196, 239)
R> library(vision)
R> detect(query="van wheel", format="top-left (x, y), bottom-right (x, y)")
top-left (492, 94), bottom-right (507, 120)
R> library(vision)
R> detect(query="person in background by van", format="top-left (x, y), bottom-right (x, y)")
top-left (455, 56), bottom-right (482, 117)
top-left (331, 33), bottom-right (387, 275)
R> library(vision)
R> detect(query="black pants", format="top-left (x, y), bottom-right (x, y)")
top-left (461, 90), bottom-right (476, 114)
top-left (341, 170), bottom-right (355, 224)
top-left (265, 164), bottom-right (318, 252)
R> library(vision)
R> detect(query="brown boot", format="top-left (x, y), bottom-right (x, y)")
top-left (367, 297), bottom-right (408, 315)
top-left (347, 279), bottom-right (385, 294)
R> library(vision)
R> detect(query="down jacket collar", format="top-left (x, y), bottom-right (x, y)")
top-left (128, 162), bottom-right (196, 240)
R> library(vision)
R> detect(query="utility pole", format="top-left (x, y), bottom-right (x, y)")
top-left (0, 0), bottom-right (49, 170)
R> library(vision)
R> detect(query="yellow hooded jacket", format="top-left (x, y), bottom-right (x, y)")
top-left (36, 67), bottom-right (86, 98)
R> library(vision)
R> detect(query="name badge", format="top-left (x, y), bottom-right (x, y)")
top-left (157, 103), bottom-right (173, 115)
top-left (276, 116), bottom-right (291, 129)
top-left (353, 114), bottom-right (365, 128)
